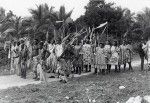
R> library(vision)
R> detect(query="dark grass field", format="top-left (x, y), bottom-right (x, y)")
top-left (0, 66), bottom-right (150, 103)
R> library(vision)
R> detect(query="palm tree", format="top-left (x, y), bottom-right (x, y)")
top-left (29, 3), bottom-right (56, 40)
top-left (0, 11), bottom-right (19, 40)
top-left (0, 10), bottom-right (32, 40)
top-left (54, 5), bottom-right (73, 41)
top-left (136, 7), bottom-right (150, 38)
top-left (29, 4), bottom-right (73, 41)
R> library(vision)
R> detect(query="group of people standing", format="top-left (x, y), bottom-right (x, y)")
top-left (4, 37), bottom-right (134, 83)
top-left (5, 39), bottom-right (29, 79)
top-left (81, 40), bottom-right (134, 75)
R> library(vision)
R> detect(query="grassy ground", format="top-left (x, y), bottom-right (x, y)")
top-left (0, 54), bottom-right (148, 103)
top-left (0, 47), bottom-right (10, 76)
top-left (0, 66), bottom-right (150, 103)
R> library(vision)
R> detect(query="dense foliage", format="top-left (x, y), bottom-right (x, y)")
top-left (0, 0), bottom-right (150, 43)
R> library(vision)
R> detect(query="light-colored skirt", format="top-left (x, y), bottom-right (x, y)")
top-left (95, 54), bottom-right (107, 69)
top-left (32, 56), bottom-right (38, 72)
top-left (109, 53), bottom-right (119, 65)
top-left (83, 53), bottom-right (91, 65)
top-left (14, 57), bottom-right (20, 75)
top-left (37, 63), bottom-right (47, 82)
top-left (46, 53), bottom-right (57, 72)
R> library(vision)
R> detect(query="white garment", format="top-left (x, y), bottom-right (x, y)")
top-left (11, 45), bottom-right (16, 58)
top-left (109, 46), bottom-right (119, 65)
top-left (111, 46), bottom-right (119, 55)
top-left (82, 44), bottom-right (92, 65)
top-left (48, 44), bottom-right (55, 53)
top-left (4, 41), bottom-right (10, 51)
top-left (142, 43), bottom-right (147, 57)
top-left (142, 44), bottom-right (147, 50)
top-left (120, 45), bottom-right (127, 50)
top-left (46, 44), bottom-right (56, 69)
top-left (55, 44), bottom-right (63, 57)
top-left (37, 63), bottom-right (47, 82)
top-left (146, 40), bottom-right (150, 63)
top-left (8, 49), bottom-right (11, 59)
top-left (10, 45), bottom-right (16, 71)
top-left (104, 45), bottom-right (111, 53)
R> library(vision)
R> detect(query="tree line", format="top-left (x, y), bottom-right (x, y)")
top-left (0, 0), bottom-right (150, 43)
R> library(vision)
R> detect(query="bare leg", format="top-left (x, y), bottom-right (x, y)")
top-left (78, 67), bottom-right (81, 75)
top-left (109, 65), bottom-right (111, 73)
top-left (128, 62), bottom-right (133, 71)
top-left (118, 64), bottom-right (121, 72)
top-left (89, 65), bottom-right (91, 72)
top-left (115, 65), bottom-right (118, 72)
top-left (107, 64), bottom-right (111, 73)
top-left (84, 65), bottom-right (88, 72)
top-left (94, 66), bottom-right (97, 74)
top-left (141, 56), bottom-right (144, 71)
top-left (107, 64), bottom-right (109, 74)
top-left (124, 63), bottom-right (126, 71)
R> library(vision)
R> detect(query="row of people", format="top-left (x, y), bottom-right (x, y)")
top-left (7, 40), bottom-right (29, 78)
top-left (76, 40), bottom-right (134, 75)
top-left (5, 38), bottom-right (134, 83)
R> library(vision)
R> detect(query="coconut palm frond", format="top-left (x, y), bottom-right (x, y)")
top-left (65, 9), bottom-right (73, 20)
top-left (4, 28), bottom-right (16, 34)
top-left (59, 6), bottom-right (66, 21)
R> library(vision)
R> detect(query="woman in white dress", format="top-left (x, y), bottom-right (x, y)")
top-left (46, 40), bottom-right (56, 73)
top-left (126, 41), bottom-right (134, 71)
top-left (95, 43), bottom-right (107, 74)
top-left (118, 41), bottom-right (127, 71)
top-left (82, 40), bottom-right (92, 72)
top-left (104, 41), bottom-right (111, 73)
top-left (55, 41), bottom-right (64, 77)
top-left (10, 41), bottom-right (17, 74)
top-left (145, 37), bottom-right (150, 70)
top-left (13, 41), bottom-right (21, 76)
top-left (109, 41), bottom-right (119, 72)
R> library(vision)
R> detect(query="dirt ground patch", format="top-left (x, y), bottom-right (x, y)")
top-left (0, 66), bottom-right (150, 103)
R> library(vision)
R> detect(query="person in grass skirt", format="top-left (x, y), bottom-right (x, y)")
top-left (95, 42), bottom-right (107, 75)
top-left (36, 43), bottom-right (50, 82)
top-left (109, 41), bottom-right (120, 72)
top-left (56, 43), bottom-right (74, 83)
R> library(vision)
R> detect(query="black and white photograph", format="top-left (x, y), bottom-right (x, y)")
top-left (0, 0), bottom-right (150, 102)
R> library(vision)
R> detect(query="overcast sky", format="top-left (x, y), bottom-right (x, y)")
top-left (0, 0), bottom-right (150, 20)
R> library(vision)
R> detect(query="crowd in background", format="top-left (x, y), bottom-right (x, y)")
top-left (3, 37), bottom-right (134, 83)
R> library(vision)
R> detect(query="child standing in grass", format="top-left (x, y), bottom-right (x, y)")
top-left (95, 43), bottom-right (107, 75)
top-left (126, 41), bottom-right (134, 71)
top-left (104, 41), bottom-right (111, 73)
top-left (109, 41), bottom-right (120, 72)
top-left (118, 41), bottom-right (127, 71)
top-left (82, 40), bottom-right (92, 72)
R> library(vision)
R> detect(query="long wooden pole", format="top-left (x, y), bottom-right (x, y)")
top-left (106, 23), bottom-right (108, 41)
